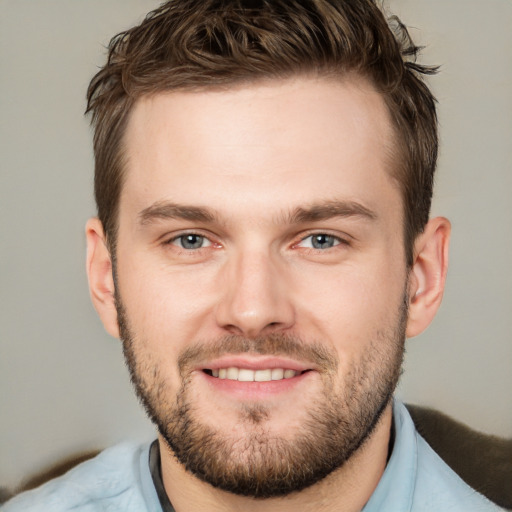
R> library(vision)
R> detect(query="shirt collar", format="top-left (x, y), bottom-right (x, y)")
top-left (362, 399), bottom-right (417, 512)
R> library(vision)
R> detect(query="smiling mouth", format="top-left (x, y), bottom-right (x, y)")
top-left (203, 367), bottom-right (312, 382)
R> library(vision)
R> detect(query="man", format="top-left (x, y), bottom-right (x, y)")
top-left (3, 0), bottom-right (505, 510)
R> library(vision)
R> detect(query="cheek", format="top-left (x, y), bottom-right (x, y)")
top-left (293, 257), bottom-right (407, 349)
top-left (116, 252), bottom-right (220, 344)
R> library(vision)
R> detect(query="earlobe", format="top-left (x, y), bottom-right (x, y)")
top-left (406, 217), bottom-right (451, 338)
top-left (85, 218), bottom-right (120, 339)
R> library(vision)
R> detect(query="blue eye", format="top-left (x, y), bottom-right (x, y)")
top-left (299, 234), bottom-right (340, 249)
top-left (172, 234), bottom-right (211, 250)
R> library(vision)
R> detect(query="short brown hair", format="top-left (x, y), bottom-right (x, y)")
top-left (86, 0), bottom-right (438, 264)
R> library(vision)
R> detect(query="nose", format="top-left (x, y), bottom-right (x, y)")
top-left (214, 249), bottom-right (295, 338)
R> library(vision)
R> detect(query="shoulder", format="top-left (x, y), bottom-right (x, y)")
top-left (406, 403), bottom-right (512, 510)
top-left (412, 433), bottom-right (504, 511)
top-left (402, 407), bottom-right (506, 511)
top-left (2, 442), bottom-right (153, 512)
top-left (369, 401), bottom-right (506, 512)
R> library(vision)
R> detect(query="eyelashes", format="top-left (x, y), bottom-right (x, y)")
top-left (295, 233), bottom-right (347, 250)
top-left (164, 231), bottom-right (351, 255)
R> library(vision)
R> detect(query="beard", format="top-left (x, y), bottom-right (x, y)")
top-left (116, 292), bottom-right (407, 499)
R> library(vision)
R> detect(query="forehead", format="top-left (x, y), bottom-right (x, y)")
top-left (121, 77), bottom-right (398, 220)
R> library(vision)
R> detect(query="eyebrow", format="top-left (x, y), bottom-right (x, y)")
top-left (138, 201), bottom-right (215, 225)
top-left (288, 200), bottom-right (377, 224)
top-left (138, 199), bottom-right (377, 227)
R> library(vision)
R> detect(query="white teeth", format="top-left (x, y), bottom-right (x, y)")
top-left (255, 369), bottom-right (272, 382)
top-left (271, 368), bottom-right (284, 380)
top-left (210, 367), bottom-right (299, 382)
top-left (226, 367), bottom-right (239, 380)
top-left (238, 369), bottom-right (254, 381)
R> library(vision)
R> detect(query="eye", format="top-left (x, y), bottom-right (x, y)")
top-left (298, 234), bottom-right (341, 250)
top-left (171, 234), bottom-right (212, 250)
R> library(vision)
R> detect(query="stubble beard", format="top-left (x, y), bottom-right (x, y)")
top-left (116, 294), bottom-right (407, 499)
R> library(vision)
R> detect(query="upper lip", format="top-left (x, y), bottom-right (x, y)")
top-left (197, 355), bottom-right (315, 373)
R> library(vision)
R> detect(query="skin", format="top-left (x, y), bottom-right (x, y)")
top-left (86, 76), bottom-right (450, 512)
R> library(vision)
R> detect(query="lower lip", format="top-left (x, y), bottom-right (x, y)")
top-left (199, 370), bottom-right (313, 399)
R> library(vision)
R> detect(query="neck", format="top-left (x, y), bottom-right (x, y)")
top-left (159, 403), bottom-right (393, 512)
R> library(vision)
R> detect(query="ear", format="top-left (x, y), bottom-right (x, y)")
top-left (406, 217), bottom-right (451, 338)
top-left (85, 218), bottom-right (120, 338)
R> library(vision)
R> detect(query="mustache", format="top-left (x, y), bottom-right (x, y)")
top-left (177, 333), bottom-right (339, 375)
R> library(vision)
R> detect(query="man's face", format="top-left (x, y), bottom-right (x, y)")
top-left (114, 77), bottom-right (409, 497)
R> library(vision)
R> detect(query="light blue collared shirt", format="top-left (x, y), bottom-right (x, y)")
top-left (2, 401), bottom-right (505, 511)
top-left (363, 400), bottom-right (504, 511)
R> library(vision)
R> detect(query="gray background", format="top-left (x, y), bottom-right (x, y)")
top-left (1, 0), bottom-right (511, 491)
